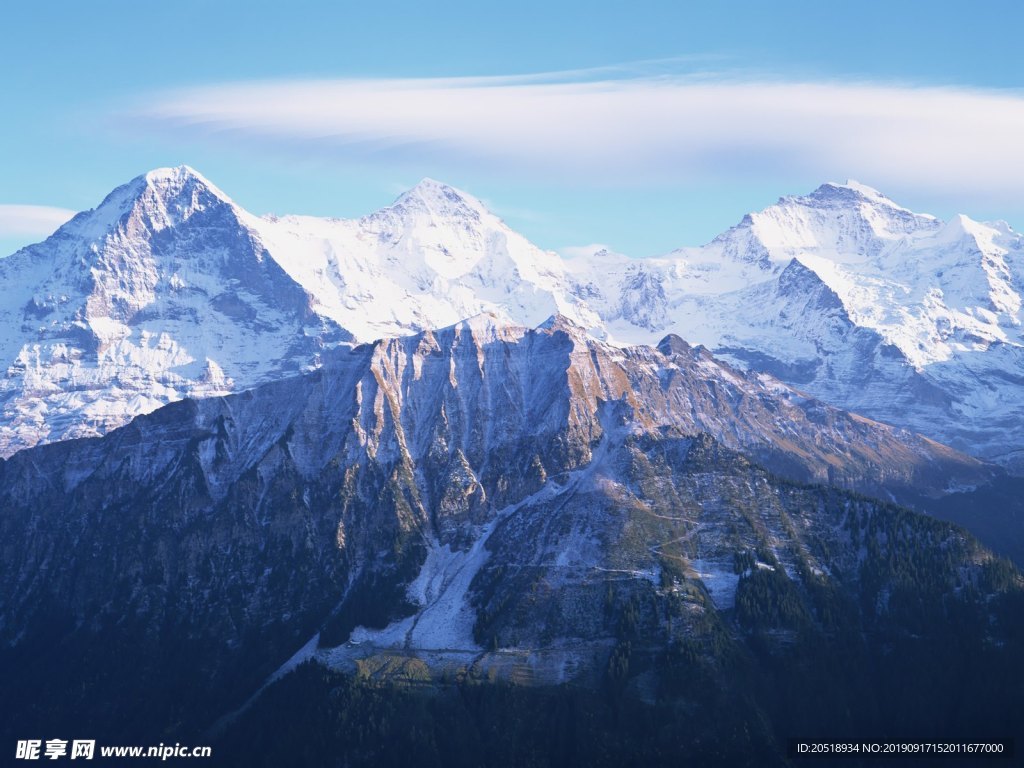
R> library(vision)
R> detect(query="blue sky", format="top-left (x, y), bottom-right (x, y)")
top-left (2, 0), bottom-right (1024, 258)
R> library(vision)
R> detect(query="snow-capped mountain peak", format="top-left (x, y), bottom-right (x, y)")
top-left (53, 164), bottom-right (239, 246)
top-left (131, 165), bottom-right (239, 230)
top-left (806, 179), bottom-right (913, 211)
top-left (935, 212), bottom-right (989, 246)
top-left (143, 163), bottom-right (212, 186)
top-left (388, 177), bottom-right (492, 221)
top-left (741, 180), bottom-right (941, 261)
top-left (0, 166), bottom-right (345, 456)
top-left (363, 178), bottom-right (522, 269)
top-left (653, 181), bottom-right (942, 294)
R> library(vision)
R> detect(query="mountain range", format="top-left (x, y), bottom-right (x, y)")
top-left (2, 166), bottom-right (1022, 473)
top-left (3, 167), bottom-right (1024, 765)
top-left (2, 314), bottom-right (1020, 764)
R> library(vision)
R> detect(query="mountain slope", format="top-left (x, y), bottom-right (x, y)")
top-left (0, 319), bottom-right (1018, 757)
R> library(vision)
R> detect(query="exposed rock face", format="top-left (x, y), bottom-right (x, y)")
top-left (0, 318), bottom-right (1009, 738)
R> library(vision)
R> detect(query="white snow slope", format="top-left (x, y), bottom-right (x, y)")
top-left (2, 167), bottom-right (1022, 469)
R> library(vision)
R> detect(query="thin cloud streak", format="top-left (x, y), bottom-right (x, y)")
top-left (0, 205), bottom-right (76, 238)
top-left (130, 74), bottom-right (1024, 194)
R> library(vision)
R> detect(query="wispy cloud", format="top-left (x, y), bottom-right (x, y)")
top-left (127, 72), bottom-right (1024, 195)
top-left (0, 204), bottom-right (76, 238)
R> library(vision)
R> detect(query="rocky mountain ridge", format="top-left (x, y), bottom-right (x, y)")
top-left (1, 317), bottom-right (1019, 753)
top-left (2, 167), bottom-right (1021, 472)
